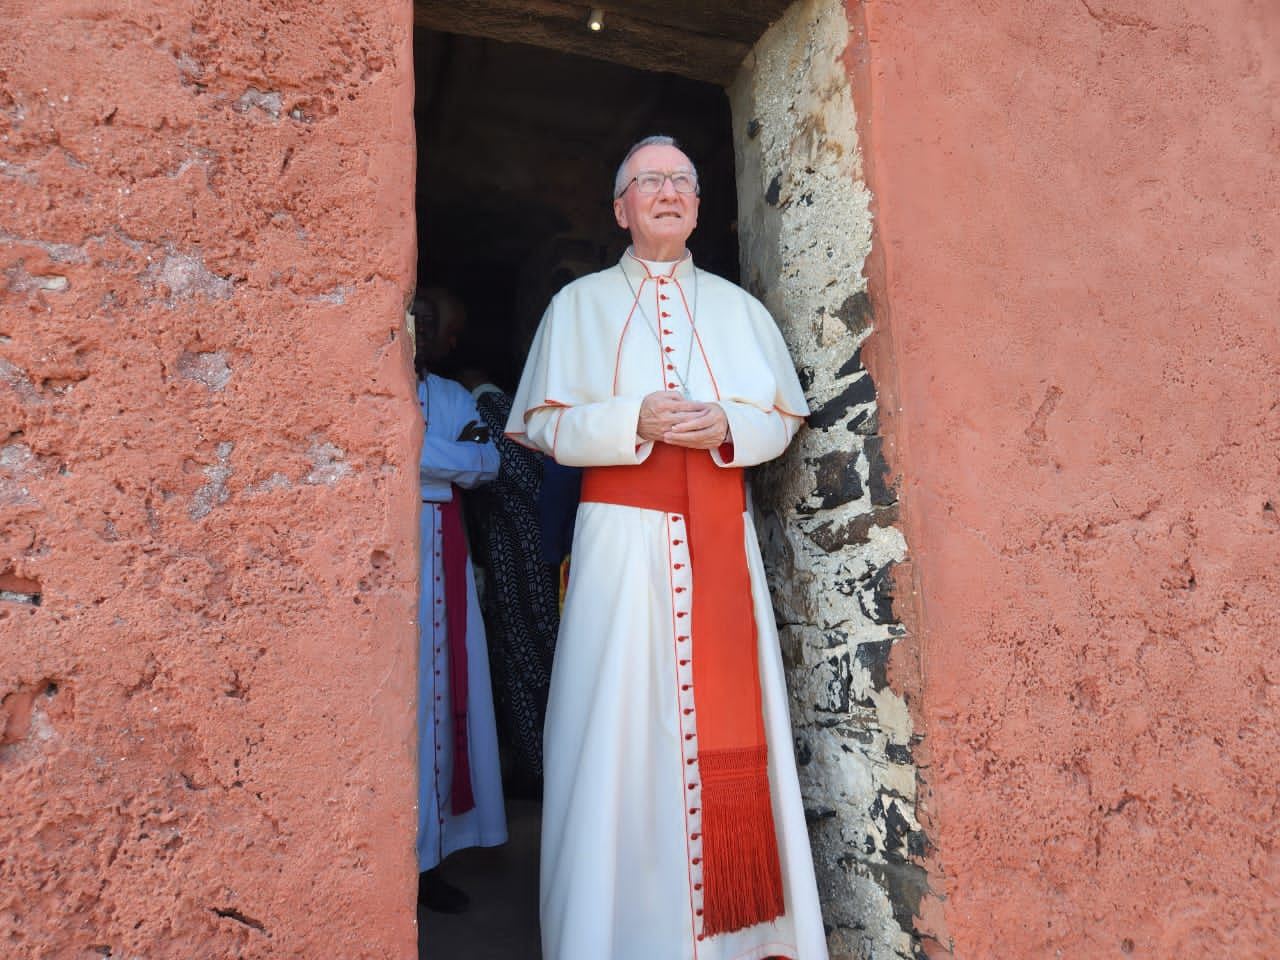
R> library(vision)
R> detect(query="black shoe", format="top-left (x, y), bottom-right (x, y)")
top-left (418, 868), bottom-right (470, 914)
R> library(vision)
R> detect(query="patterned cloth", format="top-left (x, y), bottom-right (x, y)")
top-left (464, 385), bottom-right (560, 795)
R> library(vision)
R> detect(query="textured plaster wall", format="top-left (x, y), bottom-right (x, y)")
top-left (0, 2), bottom-right (420, 957)
top-left (731, 2), bottom-right (923, 957)
top-left (854, 0), bottom-right (1280, 957)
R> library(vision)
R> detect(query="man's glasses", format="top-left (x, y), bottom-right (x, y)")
top-left (617, 170), bottom-right (700, 197)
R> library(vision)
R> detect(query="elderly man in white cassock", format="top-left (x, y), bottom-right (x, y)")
top-left (506, 136), bottom-right (829, 960)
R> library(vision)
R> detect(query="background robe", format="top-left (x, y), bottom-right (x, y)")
top-left (417, 373), bottom-right (507, 870)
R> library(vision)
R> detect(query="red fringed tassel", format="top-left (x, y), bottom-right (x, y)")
top-left (698, 745), bottom-right (786, 937)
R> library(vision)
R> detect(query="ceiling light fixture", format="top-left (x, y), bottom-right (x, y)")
top-left (587, 8), bottom-right (605, 32)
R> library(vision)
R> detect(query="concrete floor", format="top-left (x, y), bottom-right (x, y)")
top-left (418, 796), bottom-right (542, 959)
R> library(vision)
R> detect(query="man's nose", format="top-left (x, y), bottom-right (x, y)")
top-left (657, 176), bottom-right (680, 196)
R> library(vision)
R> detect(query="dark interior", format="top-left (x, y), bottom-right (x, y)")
top-left (413, 29), bottom-right (739, 391)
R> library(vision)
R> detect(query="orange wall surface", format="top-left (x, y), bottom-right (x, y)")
top-left (0, 2), bottom-right (420, 957)
top-left (856, 1), bottom-right (1278, 956)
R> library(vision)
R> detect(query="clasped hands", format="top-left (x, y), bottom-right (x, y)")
top-left (637, 391), bottom-right (730, 450)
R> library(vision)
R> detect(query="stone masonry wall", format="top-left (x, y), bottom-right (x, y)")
top-left (730, 2), bottom-right (928, 957)
top-left (0, 2), bottom-right (420, 957)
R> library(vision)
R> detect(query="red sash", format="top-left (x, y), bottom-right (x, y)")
top-left (582, 443), bottom-right (785, 936)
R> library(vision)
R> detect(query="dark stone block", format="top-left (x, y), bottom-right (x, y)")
top-left (823, 628), bottom-right (849, 648)
top-left (886, 741), bottom-right (914, 765)
top-left (765, 173), bottom-right (782, 206)
top-left (867, 859), bottom-right (932, 936)
top-left (794, 736), bottom-right (812, 766)
top-left (833, 290), bottom-right (874, 336)
top-left (881, 795), bottom-right (913, 859)
top-left (808, 373), bottom-right (877, 429)
top-left (906, 829), bottom-right (930, 859)
top-left (854, 638), bottom-right (892, 691)
top-left (797, 364), bottom-right (815, 391)
top-left (835, 345), bottom-right (864, 379)
top-left (849, 406), bottom-right (880, 436)
top-left (803, 504), bottom-right (899, 553)
top-left (816, 652), bottom-right (852, 714)
top-left (857, 560), bottom-right (898, 625)
top-left (809, 449), bottom-right (864, 509)
top-left (865, 435), bottom-right (897, 505)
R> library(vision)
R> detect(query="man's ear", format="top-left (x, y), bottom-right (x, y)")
top-left (613, 198), bottom-right (628, 230)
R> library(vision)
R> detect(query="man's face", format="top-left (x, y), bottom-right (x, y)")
top-left (612, 144), bottom-right (700, 259)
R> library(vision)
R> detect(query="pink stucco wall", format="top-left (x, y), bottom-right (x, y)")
top-left (1, 2), bottom-right (420, 956)
top-left (855, 1), bottom-right (1279, 956)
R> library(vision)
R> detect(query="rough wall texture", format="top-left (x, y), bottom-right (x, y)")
top-left (731, 2), bottom-right (923, 957)
top-left (855, 0), bottom-right (1280, 957)
top-left (0, 2), bottom-right (420, 957)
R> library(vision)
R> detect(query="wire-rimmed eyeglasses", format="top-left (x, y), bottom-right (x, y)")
top-left (616, 170), bottom-right (700, 198)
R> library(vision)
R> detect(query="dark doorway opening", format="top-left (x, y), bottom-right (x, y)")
top-left (413, 28), bottom-right (739, 390)
top-left (412, 26), bottom-right (740, 960)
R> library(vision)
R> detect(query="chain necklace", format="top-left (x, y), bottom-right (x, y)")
top-left (620, 261), bottom-right (700, 399)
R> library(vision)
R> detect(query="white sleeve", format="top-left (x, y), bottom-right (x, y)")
top-left (710, 400), bottom-right (804, 468)
top-left (522, 398), bottom-right (653, 467)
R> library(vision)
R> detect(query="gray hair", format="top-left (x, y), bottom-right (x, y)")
top-left (612, 135), bottom-right (698, 199)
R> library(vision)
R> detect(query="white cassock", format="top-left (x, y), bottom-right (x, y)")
top-left (507, 252), bottom-right (829, 960)
top-left (417, 373), bottom-right (507, 870)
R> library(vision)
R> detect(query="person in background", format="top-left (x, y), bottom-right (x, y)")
top-left (456, 364), bottom-right (560, 797)
top-left (412, 287), bottom-right (507, 913)
top-left (505, 136), bottom-right (828, 959)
